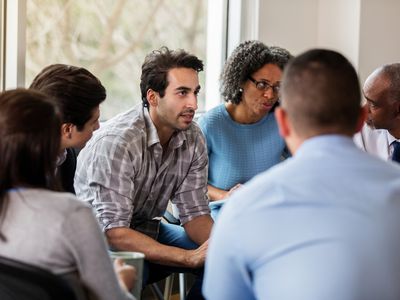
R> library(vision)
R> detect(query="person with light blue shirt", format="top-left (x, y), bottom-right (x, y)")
top-left (198, 41), bottom-right (291, 217)
top-left (203, 49), bottom-right (400, 300)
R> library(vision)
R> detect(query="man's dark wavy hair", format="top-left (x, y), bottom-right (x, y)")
top-left (140, 46), bottom-right (204, 107)
top-left (30, 64), bottom-right (106, 130)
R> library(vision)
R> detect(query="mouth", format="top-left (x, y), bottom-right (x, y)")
top-left (261, 102), bottom-right (274, 111)
top-left (179, 113), bottom-right (194, 124)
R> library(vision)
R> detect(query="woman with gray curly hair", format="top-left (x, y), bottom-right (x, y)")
top-left (198, 40), bottom-right (291, 213)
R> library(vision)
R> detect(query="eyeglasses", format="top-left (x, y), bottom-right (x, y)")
top-left (248, 76), bottom-right (280, 94)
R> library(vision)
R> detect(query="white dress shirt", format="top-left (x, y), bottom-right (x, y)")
top-left (353, 123), bottom-right (399, 161)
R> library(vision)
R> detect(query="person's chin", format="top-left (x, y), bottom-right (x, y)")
top-left (365, 119), bottom-right (375, 129)
top-left (176, 122), bottom-right (191, 131)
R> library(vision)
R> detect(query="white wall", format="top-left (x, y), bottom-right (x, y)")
top-left (255, 0), bottom-right (400, 83)
top-left (317, 0), bottom-right (360, 69)
top-left (358, 0), bottom-right (400, 82)
top-left (258, 0), bottom-right (319, 55)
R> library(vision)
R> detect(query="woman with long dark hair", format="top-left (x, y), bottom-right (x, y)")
top-left (0, 89), bottom-right (135, 300)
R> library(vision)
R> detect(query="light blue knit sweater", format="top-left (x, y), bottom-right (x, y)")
top-left (198, 103), bottom-right (287, 190)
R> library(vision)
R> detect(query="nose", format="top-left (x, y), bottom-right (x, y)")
top-left (262, 86), bottom-right (275, 99)
top-left (186, 93), bottom-right (198, 111)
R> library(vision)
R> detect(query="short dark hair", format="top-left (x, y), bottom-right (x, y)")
top-left (29, 64), bottom-right (106, 130)
top-left (281, 49), bottom-right (361, 136)
top-left (378, 63), bottom-right (400, 103)
top-left (0, 89), bottom-right (61, 240)
top-left (140, 47), bottom-right (204, 107)
top-left (220, 40), bottom-right (292, 104)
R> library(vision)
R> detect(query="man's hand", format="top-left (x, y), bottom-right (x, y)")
top-left (183, 239), bottom-right (209, 268)
top-left (107, 227), bottom-right (210, 268)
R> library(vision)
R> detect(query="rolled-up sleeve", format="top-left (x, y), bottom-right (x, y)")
top-left (173, 130), bottom-right (210, 224)
top-left (83, 136), bottom-right (136, 231)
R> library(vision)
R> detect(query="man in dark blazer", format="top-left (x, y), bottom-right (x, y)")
top-left (30, 64), bottom-right (106, 193)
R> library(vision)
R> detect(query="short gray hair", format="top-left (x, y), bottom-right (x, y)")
top-left (380, 63), bottom-right (400, 102)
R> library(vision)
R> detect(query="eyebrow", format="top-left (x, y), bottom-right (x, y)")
top-left (175, 86), bottom-right (191, 92)
top-left (363, 93), bottom-right (377, 104)
top-left (175, 85), bottom-right (201, 92)
top-left (256, 78), bottom-right (280, 85)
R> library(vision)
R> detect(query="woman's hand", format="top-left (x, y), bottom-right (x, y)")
top-left (227, 183), bottom-right (242, 197)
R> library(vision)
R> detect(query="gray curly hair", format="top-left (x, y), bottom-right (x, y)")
top-left (221, 40), bottom-right (292, 104)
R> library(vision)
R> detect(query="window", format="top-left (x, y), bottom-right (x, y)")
top-left (25, 0), bottom-right (209, 119)
top-left (1, 0), bottom-right (232, 115)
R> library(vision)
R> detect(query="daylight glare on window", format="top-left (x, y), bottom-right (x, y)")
top-left (26, 0), bottom-right (208, 119)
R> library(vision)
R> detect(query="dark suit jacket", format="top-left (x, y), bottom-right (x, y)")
top-left (59, 148), bottom-right (78, 194)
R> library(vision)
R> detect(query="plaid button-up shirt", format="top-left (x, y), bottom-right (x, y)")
top-left (75, 104), bottom-right (210, 239)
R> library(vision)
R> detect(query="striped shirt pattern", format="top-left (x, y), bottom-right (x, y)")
top-left (75, 104), bottom-right (210, 239)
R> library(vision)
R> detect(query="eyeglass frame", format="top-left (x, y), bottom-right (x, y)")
top-left (248, 76), bottom-right (281, 94)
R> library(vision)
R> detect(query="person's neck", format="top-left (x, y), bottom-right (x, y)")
top-left (388, 127), bottom-right (400, 140)
top-left (60, 139), bottom-right (69, 150)
top-left (149, 110), bottom-right (174, 146)
top-left (59, 145), bottom-right (67, 155)
top-left (225, 102), bottom-right (265, 124)
top-left (157, 127), bottom-right (174, 147)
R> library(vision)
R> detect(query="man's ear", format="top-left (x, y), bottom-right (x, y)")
top-left (275, 107), bottom-right (290, 138)
top-left (146, 89), bottom-right (159, 107)
top-left (355, 105), bottom-right (368, 133)
top-left (61, 123), bottom-right (73, 139)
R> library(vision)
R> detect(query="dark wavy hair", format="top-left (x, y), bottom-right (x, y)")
top-left (0, 89), bottom-right (61, 241)
top-left (140, 46), bottom-right (204, 107)
top-left (30, 64), bottom-right (106, 130)
top-left (220, 40), bottom-right (292, 104)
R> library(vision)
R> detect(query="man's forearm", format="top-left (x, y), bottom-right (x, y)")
top-left (106, 227), bottom-right (201, 268)
top-left (183, 214), bottom-right (214, 245)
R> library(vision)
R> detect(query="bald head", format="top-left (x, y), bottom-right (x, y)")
top-left (363, 63), bottom-right (400, 136)
top-left (364, 63), bottom-right (400, 104)
top-left (281, 49), bottom-right (361, 138)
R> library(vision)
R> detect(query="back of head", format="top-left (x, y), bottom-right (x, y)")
top-left (281, 49), bottom-right (361, 137)
top-left (29, 64), bottom-right (106, 130)
top-left (220, 40), bottom-right (292, 104)
top-left (0, 89), bottom-right (61, 192)
top-left (140, 46), bottom-right (204, 107)
top-left (0, 89), bottom-right (61, 238)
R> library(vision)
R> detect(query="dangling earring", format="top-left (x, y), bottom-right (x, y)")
top-left (239, 88), bottom-right (243, 93)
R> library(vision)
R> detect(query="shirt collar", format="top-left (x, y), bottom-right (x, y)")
top-left (142, 107), bottom-right (187, 149)
top-left (386, 131), bottom-right (400, 146)
top-left (296, 134), bottom-right (354, 157)
top-left (143, 108), bottom-right (159, 147)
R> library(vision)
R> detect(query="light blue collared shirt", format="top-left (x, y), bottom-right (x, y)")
top-left (204, 135), bottom-right (400, 300)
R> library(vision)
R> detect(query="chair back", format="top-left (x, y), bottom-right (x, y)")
top-left (0, 256), bottom-right (77, 300)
